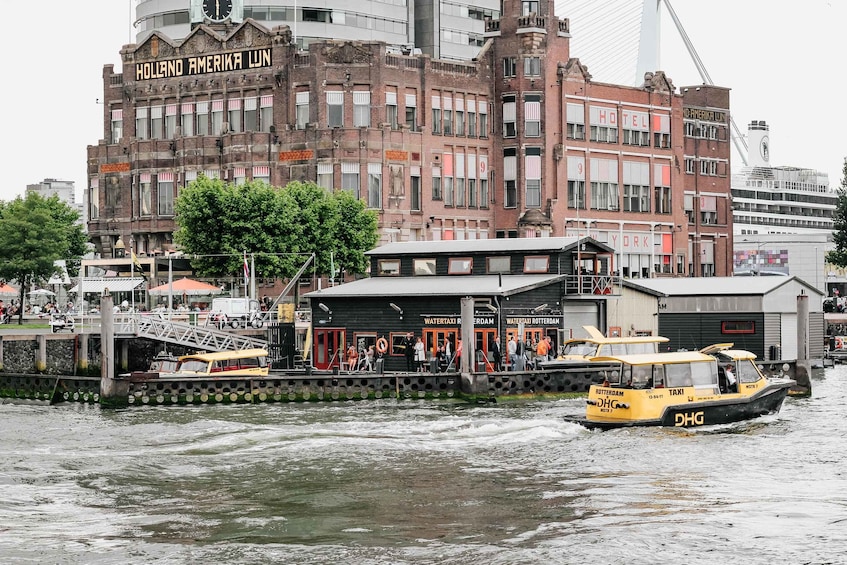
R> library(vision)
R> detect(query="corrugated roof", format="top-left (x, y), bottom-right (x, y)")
top-left (626, 276), bottom-right (821, 297)
top-left (69, 277), bottom-right (146, 294)
top-left (366, 237), bottom-right (582, 256)
top-left (306, 274), bottom-right (565, 298)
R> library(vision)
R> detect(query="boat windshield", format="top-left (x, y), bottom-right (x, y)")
top-left (737, 359), bottom-right (763, 383)
top-left (562, 341), bottom-right (597, 356)
top-left (176, 359), bottom-right (209, 372)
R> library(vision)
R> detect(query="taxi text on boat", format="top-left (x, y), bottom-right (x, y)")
top-left (564, 344), bottom-right (795, 430)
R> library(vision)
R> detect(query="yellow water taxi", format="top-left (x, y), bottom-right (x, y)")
top-left (540, 326), bottom-right (669, 369)
top-left (164, 348), bottom-right (270, 377)
top-left (565, 345), bottom-right (795, 430)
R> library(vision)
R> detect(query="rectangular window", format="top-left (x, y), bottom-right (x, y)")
top-left (479, 155), bottom-right (489, 207)
top-left (502, 95), bottom-right (516, 138)
top-left (566, 102), bottom-right (585, 140)
top-left (524, 95), bottom-right (541, 137)
top-left (589, 105), bottom-right (617, 143)
top-left (623, 161), bottom-right (650, 213)
top-left (487, 256), bottom-right (510, 273)
top-left (432, 166), bottom-right (442, 200)
top-left (157, 173), bottom-right (174, 216)
top-left (378, 259), bottom-right (400, 276)
top-left (523, 57), bottom-right (540, 76)
top-left (211, 99), bottom-right (224, 135)
top-left (504, 148), bottom-right (517, 208)
top-left (150, 106), bottom-right (163, 139)
top-left (455, 153), bottom-right (465, 207)
top-left (260, 95), bottom-right (273, 132)
top-left (431, 94), bottom-right (441, 134)
top-left (317, 162), bottom-right (333, 190)
top-left (244, 97), bottom-right (258, 131)
top-left (181, 103), bottom-right (194, 137)
top-left (110, 109), bottom-right (123, 143)
top-left (295, 91), bottom-right (309, 130)
top-left (139, 173), bottom-right (152, 215)
top-left (721, 321), bottom-right (755, 334)
top-left (525, 147), bottom-right (541, 208)
top-left (226, 98), bottom-right (241, 133)
top-left (414, 258), bottom-right (436, 275)
top-left (522, 0), bottom-right (540, 15)
top-left (327, 91), bottom-right (343, 127)
top-left (468, 99), bottom-right (477, 137)
top-left (479, 100), bottom-right (488, 137)
top-left (164, 104), bottom-right (177, 139)
top-left (405, 93), bottom-right (417, 130)
top-left (386, 91), bottom-right (398, 130)
top-left (448, 257), bottom-right (473, 274)
top-left (685, 158), bottom-right (695, 174)
top-left (367, 163), bottom-right (381, 209)
top-left (341, 162), bottom-right (360, 199)
top-left (567, 156), bottom-right (586, 209)
top-left (455, 97), bottom-right (465, 136)
top-left (590, 158), bottom-right (619, 211)
top-left (253, 165), bottom-right (270, 184)
top-left (503, 57), bottom-right (516, 77)
top-left (196, 101), bottom-right (209, 136)
top-left (135, 108), bottom-right (149, 140)
top-left (653, 113), bottom-right (671, 148)
top-left (467, 153), bottom-right (477, 208)
top-left (621, 109), bottom-right (649, 146)
top-left (523, 256), bottom-right (549, 273)
top-left (353, 91), bottom-right (371, 128)
top-left (654, 163), bottom-right (672, 214)
top-left (89, 178), bottom-right (99, 219)
top-left (443, 96), bottom-right (453, 135)
top-left (411, 167), bottom-right (421, 211)
top-left (443, 153), bottom-right (454, 206)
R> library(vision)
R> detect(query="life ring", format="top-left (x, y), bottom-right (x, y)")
top-left (376, 337), bottom-right (389, 353)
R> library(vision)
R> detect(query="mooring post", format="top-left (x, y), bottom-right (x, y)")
top-left (99, 292), bottom-right (128, 407)
top-left (77, 334), bottom-right (89, 374)
top-left (36, 335), bottom-right (47, 372)
top-left (793, 293), bottom-right (812, 396)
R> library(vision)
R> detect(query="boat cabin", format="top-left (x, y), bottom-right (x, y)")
top-left (559, 325), bottom-right (669, 359)
top-left (172, 348), bottom-right (269, 376)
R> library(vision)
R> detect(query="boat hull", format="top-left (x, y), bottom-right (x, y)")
top-left (566, 379), bottom-right (794, 431)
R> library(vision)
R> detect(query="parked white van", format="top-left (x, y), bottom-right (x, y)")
top-left (209, 298), bottom-right (264, 329)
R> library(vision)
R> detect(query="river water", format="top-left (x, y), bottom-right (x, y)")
top-left (1, 366), bottom-right (845, 565)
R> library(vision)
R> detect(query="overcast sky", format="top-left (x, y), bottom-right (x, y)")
top-left (1, 0), bottom-right (843, 204)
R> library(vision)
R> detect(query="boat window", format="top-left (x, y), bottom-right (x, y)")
top-left (563, 341), bottom-right (596, 356)
top-left (604, 368), bottom-right (624, 386)
top-left (665, 363), bottom-right (693, 388)
top-left (608, 343), bottom-right (627, 356)
top-left (177, 358), bottom-right (208, 372)
top-left (652, 364), bottom-right (665, 388)
top-left (737, 360), bottom-right (762, 383)
top-left (690, 360), bottom-right (718, 388)
top-left (626, 342), bottom-right (659, 355)
top-left (630, 365), bottom-right (652, 389)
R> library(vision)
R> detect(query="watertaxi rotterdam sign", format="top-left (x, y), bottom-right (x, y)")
top-left (135, 47), bottom-right (272, 81)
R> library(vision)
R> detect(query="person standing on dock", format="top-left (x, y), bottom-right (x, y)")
top-left (402, 332), bottom-right (416, 372)
top-left (491, 336), bottom-right (503, 370)
top-left (507, 335), bottom-right (518, 370)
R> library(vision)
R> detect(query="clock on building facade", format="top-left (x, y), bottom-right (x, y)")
top-left (190, 0), bottom-right (243, 25)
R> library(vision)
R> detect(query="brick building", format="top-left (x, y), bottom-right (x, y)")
top-left (87, 0), bottom-right (733, 279)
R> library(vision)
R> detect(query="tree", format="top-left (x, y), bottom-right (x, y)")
top-left (173, 176), bottom-right (378, 282)
top-left (0, 193), bottom-right (87, 323)
top-left (827, 158), bottom-right (847, 268)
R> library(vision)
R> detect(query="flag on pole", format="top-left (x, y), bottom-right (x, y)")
top-left (131, 251), bottom-right (146, 280)
top-left (243, 251), bottom-right (250, 287)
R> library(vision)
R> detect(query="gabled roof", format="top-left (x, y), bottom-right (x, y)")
top-left (366, 237), bottom-right (613, 256)
top-left (625, 275), bottom-right (823, 297)
top-left (306, 274), bottom-right (566, 299)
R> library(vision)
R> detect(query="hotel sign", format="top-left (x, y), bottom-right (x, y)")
top-left (135, 48), bottom-right (272, 81)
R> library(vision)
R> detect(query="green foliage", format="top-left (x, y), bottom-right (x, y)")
top-left (173, 176), bottom-right (379, 280)
top-left (0, 193), bottom-right (87, 322)
top-left (827, 158), bottom-right (847, 268)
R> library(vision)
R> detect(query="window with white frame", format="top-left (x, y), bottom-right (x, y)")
top-left (467, 99), bottom-right (477, 137)
top-left (405, 93), bottom-right (417, 130)
top-left (165, 104), bottom-right (178, 139)
top-left (150, 106), bottom-right (163, 139)
top-left (431, 94), bottom-right (441, 133)
top-left (566, 102), bottom-right (585, 140)
top-left (253, 166), bottom-right (270, 184)
top-left (524, 94), bottom-right (541, 137)
top-left (623, 161), bottom-right (650, 212)
top-left (654, 162), bottom-right (672, 214)
top-left (342, 162), bottom-right (360, 199)
top-left (525, 147), bottom-right (541, 208)
top-left (455, 97), bottom-right (465, 136)
top-left (226, 98), bottom-right (241, 133)
top-left (367, 163), bottom-right (381, 209)
top-left (196, 101), bottom-right (209, 135)
top-left (684, 194), bottom-right (695, 224)
top-left (432, 166), bottom-right (442, 200)
top-left (467, 153), bottom-right (477, 207)
top-left (386, 91), bottom-right (398, 130)
top-left (353, 91), bottom-right (371, 128)
top-left (233, 167), bottom-right (246, 186)
top-left (260, 95), bottom-right (273, 132)
top-left (653, 113), bottom-right (671, 148)
top-left (503, 57), bottom-right (516, 77)
top-left (589, 105), bottom-right (617, 143)
top-left (479, 100), bottom-right (488, 137)
top-left (479, 155), bottom-right (489, 207)
top-left (135, 107), bottom-right (150, 140)
top-left (244, 97), bottom-right (258, 131)
top-left (180, 103), bottom-right (194, 137)
top-left (411, 166), bottom-right (421, 211)
top-left (455, 152), bottom-right (466, 206)
top-left (443, 96), bottom-right (453, 135)
top-left (327, 91), bottom-right (343, 127)
top-left (502, 95), bottom-right (516, 138)
top-left (89, 178), bottom-right (99, 219)
top-left (317, 162), bottom-right (333, 190)
top-left (184, 170), bottom-right (197, 189)
top-left (590, 157), bottom-right (619, 211)
top-left (110, 109), bottom-right (123, 143)
top-left (139, 173), bottom-right (152, 215)
top-left (296, 91), bottom-right (309, 130)
top-left (523, 57), bottom-right (540, 76)
top-left (685, 157), bottom-right (695, 174)
top-left (700, 195), bottom-right (717, 224)
top-left (522, 0), bottom-right (539, 15)
top-left (567, 155), bottom-right (586, 209)
top-left (504, 148), bottom-right (517, 208)
top-left (158, 172), bottom-right (174, 215)
top-left (211, 99), bottom-right (224, 134)
top-left (622, 109), bottom-right (649, 146)
top-left (443, 153), bottom-right (454, 206)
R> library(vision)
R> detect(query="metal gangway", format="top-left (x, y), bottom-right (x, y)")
top-left (115, 314), bottom-right (268, 352)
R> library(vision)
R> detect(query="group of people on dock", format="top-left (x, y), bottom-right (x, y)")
top-left (490, 335), bottom-right (554, 371)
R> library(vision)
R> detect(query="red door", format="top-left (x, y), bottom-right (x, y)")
top-left (313, 328), bottom-right (346, 370)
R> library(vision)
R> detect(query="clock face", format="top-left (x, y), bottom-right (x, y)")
top-left (202, 0), bottom-right (233, 22)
